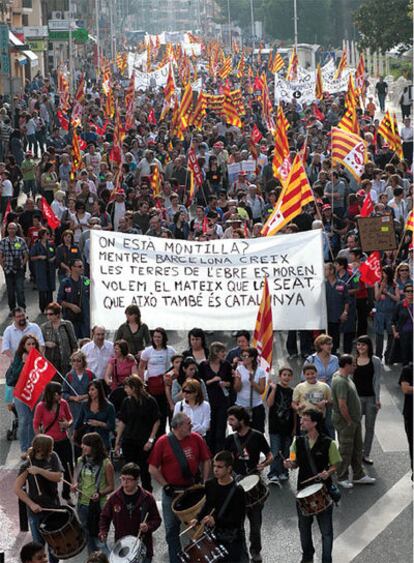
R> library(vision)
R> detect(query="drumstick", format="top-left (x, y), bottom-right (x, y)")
top-left (41, 508), bottom-right (68, 513)
top-left (137, 513), bottom-right (149, 540)
top-left (28, 458), bottom-right (42, 497)
top-left (61, 478), bottom-right (94, 501)
top-left (300, 474), bottom-right (320, 486)
top-left (67, 462), bottom-right (74, 482)
top-left (179, 508), bottom-right (215, 537)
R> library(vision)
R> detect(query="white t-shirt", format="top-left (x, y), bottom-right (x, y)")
top-left (140, 345), bottom-right (176, 378)
top-left (173, 400), bottom-right (211, 436)
top-left (2, 179), bottom-right (13, 197)
top-left (235, 364), bottom-right (266, 409)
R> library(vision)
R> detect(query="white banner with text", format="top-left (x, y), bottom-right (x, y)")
top-left (90, 230), bottom-right (327, 331)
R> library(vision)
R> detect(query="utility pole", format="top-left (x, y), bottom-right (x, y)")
top-left (293, 0), bottom-right (298, 49)
top-left (227, 0), bottom-right (231, 49)
top-left (109, 0), bottom-right (115, 60)
top-left (95, 0), bottom-right (100, 64)
top-left (250, 0), bottom-right (254, 51)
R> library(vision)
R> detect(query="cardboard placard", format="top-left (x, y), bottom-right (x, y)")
top-left (357, 216), bottom-right (397, 252)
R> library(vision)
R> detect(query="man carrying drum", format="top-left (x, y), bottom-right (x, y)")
top-left (224, 406), bottom-right (273, 563)
top-left (99, 462), bottom-right (161, 563)
top-left (148, 412), bottom-right (211, 563)
top-left (284, 409), bottom-right (341, 563)
top-left (191, 450), bottom-right (249, 562)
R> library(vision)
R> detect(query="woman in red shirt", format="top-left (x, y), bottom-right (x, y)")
top-left (33, 381), bottom-right (73, 502)
top-left (104, 339), bottom-right (138, 414)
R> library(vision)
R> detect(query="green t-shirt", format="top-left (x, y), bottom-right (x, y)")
top-left (21, 159), bottom-right (36, 181)
top-left (331, 373), bottom-right (361, 423)
top-left (77, 457), bottom-right (110, 507)
top-left (290, 436), bottom-right (342, 467)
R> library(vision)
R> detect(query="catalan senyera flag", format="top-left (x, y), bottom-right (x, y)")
top-left (272, 105), bottom-right (291, 184)
top-left (71, 128), bottom-right (82, 177)
top-left (190, 91), bottom-right (207, 130)
top-left (377, 111), bottom-right (403, 159)
top-left (218, 55), bottom-right (232, 79)
top-left (331, 127), bottom-right (367, 180)
top-left (223, 84), bottom-right (242, 128)
top-left (405, 210), bottom-right (414, 232)
top-left (315, 64), bottom-right (324, 100)
top-left (271, 52), bottom-right (285, 74)
top-left (262, 153), bottom-right (314, 236)
top-left (355, 53), bottom-right (366, 93)
top-left (151, 165), bottom-right (161, 197)
top-left (252, 276), bottom-right (273, 376)
top-left (345, 74), bottom-right (359, 110)
top-left (74, 73), bottom-right (85, 104)
top-left (335, 50), bottom-right (347, 79)
top-left (261, 73), bottom-right (275, 131)
top-left (160, 63), bottom-right (176, 120)
top-left (178, 82), bottom-right (193, 131)
top-left (338, 105), bottom-right (360, 136)
top-left (237, 51), bottom-right (245, 78)
top-left (286, 47), bottom-right (298, 81)
top-left (116, 52), bottom-right (128, 74)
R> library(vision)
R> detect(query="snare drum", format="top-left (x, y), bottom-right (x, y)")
top-left (178, 529), bottom-right (228, 563)
top-left (239, 474), bottom-right (269, 509)
top-left (296, 483), bottom-right (332, 516)
top-left (110, 535), bottom-right (147, 563)
top-left (39, 507), bottom-right (86, 559)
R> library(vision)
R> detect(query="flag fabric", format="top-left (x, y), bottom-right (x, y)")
top-left (252, 277), bottom-right (273, 376)
top-left (251, 124), bottom-right (263, 143)
top-left (331, 127), bottom-right (367, 180)
top-left (355, 53), bottom-right (366, 93)
top-left (13, 348), bottom-right (57, 409)
top-left (223, 85), bottom-right (242, 128)
top-left (148, 108), bottom-right (157, 125)
top-left (40, 197), bottom-right (60, 230)
top-left (71, 128), bottom-right (82, 176)
top-left (359, 251), bottom-right (382, 286)
top-left (190, 91), bottom-right (207, 129)
top-left (187, 147), bottom-right (203, 188)
top-left (2, 199), bottom-right (11, 228)
top-left (345, 74), bottom-right (359, 110)
top-left (377, 111), bottom-right (403, 159)
top-left (262, 153), bottom-right (314, 236)
top-left (74, 73), bottom-right (85, 104)
top-left (160, 63), bottom-right (176, 120)
top-left (286, 48), bottom-right (298, 81)
top-left (338, 105), bottom-right (360, 136)
top-left (260, 73), bottom-right (275, 131)
top-left (360, 192), bottom-right (374, 217)
top-left (315, 64), bottom-right (324, 100)
top-left (335, 50), bottom-right (347, 79)
top-left (218, 55), bottom-right (232, 79)
top-left (56, 110), bottom-right (69, 131)
top-left (151, 165), bottom-right (161, 197)
top-left (271, 52), bottom-right (285, 74)
top-left (405, 210), bottom-right (414, 232)
top-left (272, 105), bottom-right (291, 184)
top-left (237, 51), bottom-right (245, 78)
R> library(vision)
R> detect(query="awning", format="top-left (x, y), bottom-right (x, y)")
top-left (9, 30), bottom-right (24, 47)
top-left (9, 31), bottom-right (38, 67)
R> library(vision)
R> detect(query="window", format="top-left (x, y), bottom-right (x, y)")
top-left (22, 0), bottom-right (33, 8)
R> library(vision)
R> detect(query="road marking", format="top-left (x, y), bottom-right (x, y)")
top-left (333, 471), bottom-right (413, 562)
top-left (375, 380), bottom-right (407, 452)
top-left (4, 440), bottom-right (21, 468)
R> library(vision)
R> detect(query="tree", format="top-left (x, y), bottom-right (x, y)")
top-left (353, 0), bottom-right (412, 53)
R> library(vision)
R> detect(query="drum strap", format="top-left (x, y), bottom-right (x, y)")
top-left (217, 481), bottom-right (238, 521)
top-left (302, 436), bottom-right (319, 477)
top-left (167, 432), bottom-right (193, 483)
top-left (233, 431), bottom-right (253, 475)
top-left (43, 402), bottom-right (61, 434)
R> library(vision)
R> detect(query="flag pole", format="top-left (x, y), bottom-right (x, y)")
top-left (393, 223), bottom-right (409, 266)
top-left (54, 369), bottom-right (80, 396)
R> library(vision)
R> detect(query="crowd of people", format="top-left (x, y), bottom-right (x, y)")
top-left (0, 38), bottom-right (412, 563)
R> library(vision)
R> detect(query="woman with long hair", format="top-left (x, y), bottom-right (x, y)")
top-left (139, 328), bottom-right (176, 436)
top-left (172, 356), bottom-right (209, 404)
top-left (8, 335), bottom-right (40, 453)
top-left (374, 265), bottom-right (400, 361)
top-left (72, 432), bottom-right (115, 554)
top-left (62, 350), bottom-right (94, 428)
top-left (76, 380), bottom-right (116, 451)
top-left (14, 434), bottom-right (63, 563)
top-left (33, 381), bottom-right (73, 501)
top-left (114, 376), bottom-right (160, 491)
top-left (182, 327), bottom-right (209, 364)
top-left (173, 379), bottom-right (211, 437)
top-left (233, 347), bottom-right (266, 433)
top-left (199, 341), bottom-right (233, 453)
top-left (353, 335), bottom-right (383, 465)
top-left (164, 354), bottom-right (183, 413)
top-left (114, 304), bottom-right (150, 358)
top-left (41, 301), bottom-right (78, 376)
top-left (104, 339), bottom-right (138, 414)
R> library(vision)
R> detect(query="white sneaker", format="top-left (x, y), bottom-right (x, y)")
top-left (279, 474), bottom-right (289, 481)
top-left (338, 479), bottom-right (354, 489)
top-left (353, 475), bottom-right (376, 485)
top-left (268, 476), bottom-right (281, 486)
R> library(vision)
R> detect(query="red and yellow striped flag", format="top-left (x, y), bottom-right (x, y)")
top-left (116, 52), bottom-right (128, 74)
top-left (151, 165), bottom-right (161, 197)
top-left (405, 210), bottom-right (414, 233)
top-left (219, 55), bottom-right (232, 79)
top-left (272, 105), bottom-right (291, 184)
top-left (179, 82), bottom-right (193, 130)
top-left (262, 153), bottom-right (314, 236)
top-left (190, 91), bottom-right (207, 129)
top-left (331, 127), bottom-right (367, 180)
top-left (315, 64), bottom-right (324, 100)
top-left (345, 74), bottom-right (359, 110)
top-left (271, 52), bottom-right (285, 74)
top-left (223, 84), bottom-right (242, 127)
top-left (338, 105), bottom-right (360, 136)
top-left (334, 50), bottom-right (347, 79)
top-left (377, 111), bottom-right (403, 159)
top-left (71, 128), bottom-right (82, 179)
top-left (252, 276), bottom-right (273, 376)
top-left (237, 51), bottom-right (245, 78)
top-left (74, 73), bottom-right (85, 104)
top-left (286, 47), bottom-right (298, 81)
top-left (355, 53), bottom-right (366, 92)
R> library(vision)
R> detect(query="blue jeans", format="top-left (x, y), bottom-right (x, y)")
top-left (78, 503), bottom-right (108, 554)
top-left (14, 397), bottom-right (34, 452)
top-left (269, 433), bottom-right (292, 478)
top-left (162, 489), bottom-right (182, 563)
top-left (297, 503), bottom-right (333, 563)
top-left (28, 511), bottom-right (59, 563)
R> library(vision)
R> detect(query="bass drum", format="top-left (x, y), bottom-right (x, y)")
top-left (296, 483), bottom-right (332, 516)
top-left (172, 485), bottom-right (206, 528)
top-left (239, 475), bottom-right (269, 509)
top-left (110, 535), bottom-right (147, 563)
top-left (39, 507), bottom-right (86, 559)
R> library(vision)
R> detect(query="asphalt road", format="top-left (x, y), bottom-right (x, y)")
top-left (0, 279), bottom-right (412, 563)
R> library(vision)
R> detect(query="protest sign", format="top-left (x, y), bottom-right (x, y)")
top-left (357, 215), bottom-right (397, 252)
top-left (134, 63), bottom-right (170, 90)
top-left (90, 230), bottom-right (327, 331)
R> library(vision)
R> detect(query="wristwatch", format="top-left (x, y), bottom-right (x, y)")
top-left (148, 438), bottom-right (155, 444)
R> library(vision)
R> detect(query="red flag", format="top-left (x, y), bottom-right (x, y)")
top-left (202, 216), bottom-right (209, 234)
top-left (359, 252), bottom-right (382, 286)
top-left (251, 124), bottom-right (263, 144)
top-left (40, 196), bottom-right (60, 230)
top-left (56, 110), bottom-right (69, 131)
top-left (148, 108), bottom-right (157, 125)
top-left (2, 199), bottom-right (11, 227)
top-left (360, 192), bottom-right (374, 217)
top-left (13, 348), bottom-right (57, 409)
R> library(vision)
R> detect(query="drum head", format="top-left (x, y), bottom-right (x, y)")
top-left (296, 483), bottom-right (323, 498)
top-left (173, 487), bottom-right (205, 511)
top-left (110, 536), bottom-right (142, 563)
top-left (39, 508), bottom-right (71, 533)
top-left (239, 475), bottom-right (260, 492)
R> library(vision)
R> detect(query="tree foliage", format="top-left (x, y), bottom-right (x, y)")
top-left (353, 0), bottom-right (412, 53)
